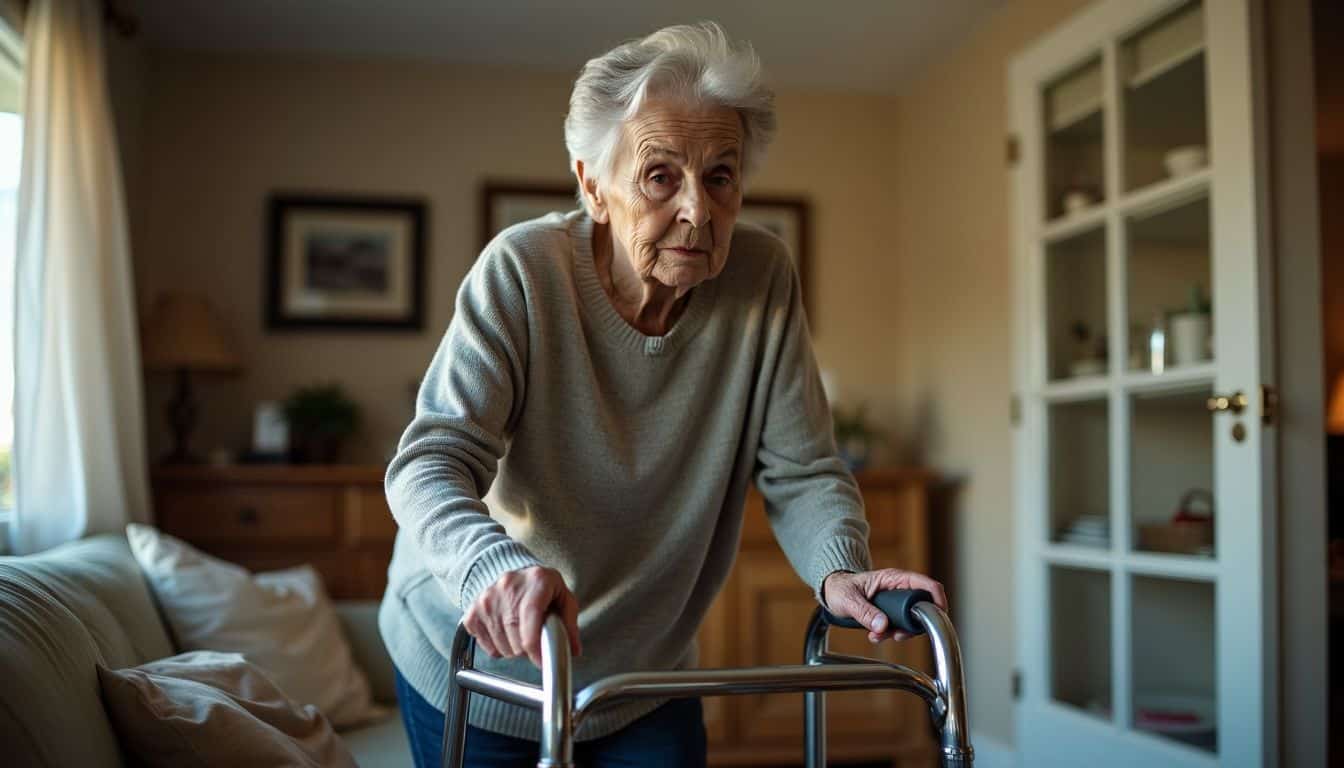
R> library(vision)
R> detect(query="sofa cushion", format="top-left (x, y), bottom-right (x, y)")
top-left (0, 533), bottom-right (172, 768)
top-left (98, 650), bottom-right (358, 768)
top-left (333, 600), bottom-right (398, 706)
top-left (127, 524), bottom-right (386, 728)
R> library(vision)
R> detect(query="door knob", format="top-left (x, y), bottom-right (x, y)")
top-left (1206, 392), bottom-right (1248, 414)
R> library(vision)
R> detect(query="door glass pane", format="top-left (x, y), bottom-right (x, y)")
top-left (1122, 0), bottom-right (1208, 193)
top-left (1130, 387), bottom-right (1215, 558)
top-left (1050, 399), bottom-right (1110, 548)
top-left (1131, 576), bottom-right (1217, 753)
top-left (1126, 195), bottom-right (1212, 373)
top-left (1043, 56), bottom-right (1105, 221)
top-left (1050, 566), bottom-right (1111, 717)
top-left (1047, 227), bottom-right (1109, 382)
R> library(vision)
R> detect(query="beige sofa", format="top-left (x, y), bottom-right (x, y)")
top-left (0, 533), bottom-right (411, 767)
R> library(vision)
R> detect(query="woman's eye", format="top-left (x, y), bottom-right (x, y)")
top-left (650, 173), bottom-right (670, 185)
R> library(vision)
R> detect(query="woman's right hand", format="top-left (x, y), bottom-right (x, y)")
top-left (462, 566), bottom-right (582, 667)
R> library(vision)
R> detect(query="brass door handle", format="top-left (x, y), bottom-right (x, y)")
top-left (1206, 392), bottom-right (1248, 414)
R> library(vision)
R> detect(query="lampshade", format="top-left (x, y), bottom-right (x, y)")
top-left (141, 293), bottom-right (242, 373)
top-left (1329, 373), bottom-right (1344, 435)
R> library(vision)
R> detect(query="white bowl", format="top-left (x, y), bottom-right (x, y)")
top-left (1164, 145), bottom-right (1208, 177)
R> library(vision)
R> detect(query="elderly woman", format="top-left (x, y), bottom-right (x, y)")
top-left (381, 22), bottom-right (946, 768)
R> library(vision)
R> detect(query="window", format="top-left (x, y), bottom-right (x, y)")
top-left (0, 15), bottom-right (20, 524)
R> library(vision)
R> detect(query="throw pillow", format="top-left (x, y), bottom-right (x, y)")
top-left (98, 650), bottom-right (358, 768)
top-left (126, 523), bottom-right (385, 728)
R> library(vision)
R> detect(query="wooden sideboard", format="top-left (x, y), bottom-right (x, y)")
top-left (151, 464), bottom-right (395, 599)
top-left (151, 464), bottom-right (936, 767)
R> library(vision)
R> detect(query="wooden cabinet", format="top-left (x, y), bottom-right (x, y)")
top-left (704, 468), bottom-right (936, 767)
top-left (151, 464), bottom-right (392, 600)
top-left (151, 464), bottom-right (935, 765)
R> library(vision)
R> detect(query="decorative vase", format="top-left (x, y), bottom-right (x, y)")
top-left (1169, 312), bottom-right (1211, 366)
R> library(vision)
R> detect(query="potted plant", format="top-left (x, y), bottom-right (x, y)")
top-left (831, 403), bottom-right (885, 472)
top-left (282, 383), bottom-right (361, 464)
top-left (1169, 284), bottom-right (1212, 366)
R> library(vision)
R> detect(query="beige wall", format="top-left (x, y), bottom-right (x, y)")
top-left (887, 0), bottom-right (1091, 747)
top-left (131, 50), bottom-right (904, 467)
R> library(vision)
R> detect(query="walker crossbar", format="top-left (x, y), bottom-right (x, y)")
top-left (440, 589), bottom-right (975, 768)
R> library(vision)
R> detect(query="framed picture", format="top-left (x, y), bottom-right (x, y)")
top-left (266, 194), bottom-right (427, 330)
top-left (480, 182), bottom-right (578, 250)
top-left (480, 183), bottom-right (811, 317)
top-left (736, 196), bottom-right (811, 317)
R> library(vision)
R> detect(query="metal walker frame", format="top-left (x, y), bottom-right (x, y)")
top-left (439, 589), bottom-right (974, 767)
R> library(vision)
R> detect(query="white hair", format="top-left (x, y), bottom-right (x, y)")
top-left (564, 22), bottom-right (777, 199)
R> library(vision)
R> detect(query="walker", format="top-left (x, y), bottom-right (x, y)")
top-left (440, 588), bottom-right (974, 767)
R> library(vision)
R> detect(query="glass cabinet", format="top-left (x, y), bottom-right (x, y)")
top-left (1010, 0), bottom-right (1271, 765)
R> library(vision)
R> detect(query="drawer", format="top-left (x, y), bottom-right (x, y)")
top-left (156, 486), bottom-right (340, 545)
top-left (344, 487), bottom-right (398, 546)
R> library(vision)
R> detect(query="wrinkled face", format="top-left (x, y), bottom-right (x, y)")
top-left (590, 100), bottom-right (744, 292)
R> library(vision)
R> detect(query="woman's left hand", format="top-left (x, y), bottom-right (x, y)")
top-left (822, 569), bottom-right (948, 643)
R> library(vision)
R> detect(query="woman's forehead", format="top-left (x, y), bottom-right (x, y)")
top-left (623, 102), bottom-right (743, 160)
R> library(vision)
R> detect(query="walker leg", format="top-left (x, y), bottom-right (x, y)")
top-left (911, 604), bottom-right (974, 768)
top-left (803, 610), bottom-right (830, 768)
top-left (440, 623), bottom-right (475, 768)
top-left (538, 615), bottom-right (575, 768)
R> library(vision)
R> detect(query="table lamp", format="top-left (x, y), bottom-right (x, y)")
top-left (141, 293), bottom-right (241, 463)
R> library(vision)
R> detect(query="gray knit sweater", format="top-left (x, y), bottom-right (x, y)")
top-left (378, 210), bottom-right (871, 742)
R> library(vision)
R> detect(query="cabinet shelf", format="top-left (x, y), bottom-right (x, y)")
top-left (1042, 205), bottom-right (1107, 243)
top-left (1126, 551), bottom-right (1218, 581)
top-left (1127, 42), bottom-right (1205, 90)
top-left (1122, 363), bottom-right (1216, 395)
top-left (1120, 168), bottom-right (1211, 219)
top-left (1042, 375), bottom-right (1110, 402)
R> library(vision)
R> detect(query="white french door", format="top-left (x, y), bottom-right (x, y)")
top-left (1010, 0), bottom-right (1275, 765)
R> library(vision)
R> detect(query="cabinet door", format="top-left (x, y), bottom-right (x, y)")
top-left (732, 548), bottom-right (933, 762)
top-left (1010, 0), bottom-right (1273, 765)
top-left (697, 573), bottom-right (735, 746)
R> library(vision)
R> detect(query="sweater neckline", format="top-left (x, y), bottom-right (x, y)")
top-left (568, 211), bottom-right (718, 357)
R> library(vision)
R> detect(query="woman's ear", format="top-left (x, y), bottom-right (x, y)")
top-left (575, 160), bottom-right (609, 224)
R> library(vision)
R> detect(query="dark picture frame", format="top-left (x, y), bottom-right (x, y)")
top-left (479, 182), bottom-right (578, 251)
top-left (480, 182), bottom-right (812, 316)
top-left (266, 194), bottom-right (427, 331)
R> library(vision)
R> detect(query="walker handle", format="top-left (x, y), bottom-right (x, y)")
top-left (821, 588), bottom-right (932, 636)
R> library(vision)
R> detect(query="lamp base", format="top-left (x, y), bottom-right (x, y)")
top-left (162, 368), bottom-right (201, 465)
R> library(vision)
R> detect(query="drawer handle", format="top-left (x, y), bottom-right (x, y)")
top-left (237, 507), bottom-right (260, 525)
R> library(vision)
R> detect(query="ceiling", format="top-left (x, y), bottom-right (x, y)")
top-left (133, 0), bottom-right (1003, 95)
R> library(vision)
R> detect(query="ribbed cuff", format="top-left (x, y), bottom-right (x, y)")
top-left (458, 540), bottom-right (544, 608)
top-left (808, 537), bottom-right (872, 605)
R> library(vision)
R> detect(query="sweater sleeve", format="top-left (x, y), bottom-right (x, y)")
top-left (752, 249), bottom-right (872, 605)
top-left (384, 244), bottom-right (544, 611)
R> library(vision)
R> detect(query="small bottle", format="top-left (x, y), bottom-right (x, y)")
top-left (1148, 312), bottom-right (1166, 374)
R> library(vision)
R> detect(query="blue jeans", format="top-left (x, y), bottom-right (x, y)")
top-left (395, 668), bottom-right (708, 768)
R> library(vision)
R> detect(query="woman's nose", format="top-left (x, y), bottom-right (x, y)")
top-left (677, 180), bottom-right (710, 231)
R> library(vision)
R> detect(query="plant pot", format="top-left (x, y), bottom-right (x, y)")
top-left (288, 432), bottom-right (344, 464)
top-left (1169, 312), bottom-right (1211, 366)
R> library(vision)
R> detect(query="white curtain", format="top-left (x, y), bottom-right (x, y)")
top-left (11, 0), bottom-right (148, 554)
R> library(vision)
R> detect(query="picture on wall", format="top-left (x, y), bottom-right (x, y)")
top-left (735, 195), bottom-right (811, 317)
top-left (267, 194), bottom-right (427, 330)
top-left (481, 183), bottom-right (811, 316)
top-left (480, 182), bottom-right (579, 250)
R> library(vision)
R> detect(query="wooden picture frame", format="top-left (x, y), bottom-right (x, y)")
top-left (480, 182), bottom-right (812, 316)
top-left (266, 194), bottom-right (427, 331)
